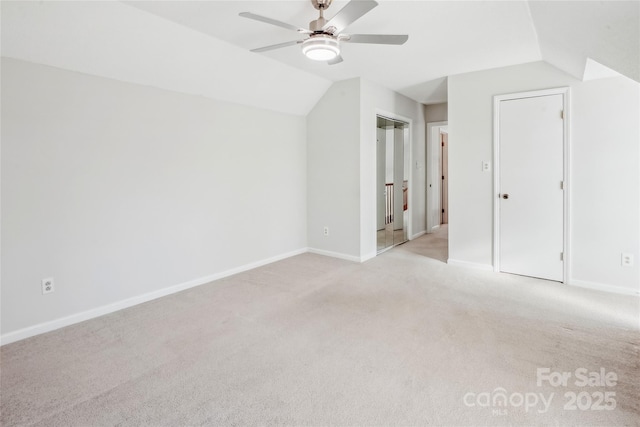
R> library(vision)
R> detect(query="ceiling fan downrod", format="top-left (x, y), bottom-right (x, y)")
top-left (310, 0), bottom-right (332, 33)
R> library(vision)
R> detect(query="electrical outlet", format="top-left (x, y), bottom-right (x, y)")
top-left (42, 278), bottom-right (54, 294)
top-left (323, 226), bottom-right (329, 237)
top-left (621, 253), bottom-right (634, 267)
top-left (482, 161), bottom-right (491, 172)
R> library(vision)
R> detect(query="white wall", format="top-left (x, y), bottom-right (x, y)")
top-left (448, 61), bottom-right (639, 294)
top-left (570, 77), bottom-right (639, 291)
top-left (1, 58), bottom-right (308, 339)
top-left (425, 103), bottom-right (448, 123)
top-left (307, 78), bottom-right (361, 260)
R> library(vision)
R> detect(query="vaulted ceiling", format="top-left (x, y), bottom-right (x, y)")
top-left (2, 1), bottom-right (638, 115)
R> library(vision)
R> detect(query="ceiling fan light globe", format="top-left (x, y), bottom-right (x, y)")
top-left (302, 36), bottom-right (340, 61)
top-left (305, 46), bottom-right (339, 61)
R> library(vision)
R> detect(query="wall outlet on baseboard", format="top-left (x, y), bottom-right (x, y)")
top-left (621, 253), bottom-right (634, 267)
top-left (42, 278), bottom-right (55, 294)
top-left (323, 226), bottom-right (329, 237)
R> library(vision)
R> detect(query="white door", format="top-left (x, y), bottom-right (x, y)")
top-left (499, 94), bottom-right (564, 281)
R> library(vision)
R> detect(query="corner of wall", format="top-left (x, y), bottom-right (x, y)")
top-left (306, 78), bottom-right (362, 259)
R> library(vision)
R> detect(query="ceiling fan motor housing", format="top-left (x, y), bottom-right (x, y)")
top-left (309, 16), bottom-right (328, 32)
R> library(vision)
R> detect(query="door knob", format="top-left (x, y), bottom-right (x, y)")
top-left (502, 194), bottom-right (509, 199)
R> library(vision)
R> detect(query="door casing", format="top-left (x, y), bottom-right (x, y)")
top-left (492, 87), bottom-right (571, 283)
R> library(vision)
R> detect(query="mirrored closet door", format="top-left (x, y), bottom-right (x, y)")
top-left (376, 116), bottom-right (409, 253)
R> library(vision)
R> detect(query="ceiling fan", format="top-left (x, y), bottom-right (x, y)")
top-left (239, 0), bottom-right (408, 65)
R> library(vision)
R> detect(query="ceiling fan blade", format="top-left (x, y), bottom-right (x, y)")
top-left (328, 55), bottom-right (344, 65)
top-left (251, 40), bottom-right (302, 53)
top-left (322, 0), bottom-right (378, 34)
top-left (343, 34), bottom-right (408, 45)
top-left (239, 12), bottom-right (310, 34)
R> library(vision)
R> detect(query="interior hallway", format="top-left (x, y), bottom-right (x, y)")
top-left (1, 232), bottom-right (638, 426)
top-left (406, 225), bottom-right (448, 263)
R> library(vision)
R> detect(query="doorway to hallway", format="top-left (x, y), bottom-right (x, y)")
top-left (425, 121), bottom-right (449, 261)
top-left (440, 131), bottom-right (448, 225)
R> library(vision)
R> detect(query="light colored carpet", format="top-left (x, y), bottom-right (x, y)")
top-left (2, 229), bottom-right (639, 426)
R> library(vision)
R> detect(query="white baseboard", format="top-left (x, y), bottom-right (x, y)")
top-left (568, 279), bottom-right (640, 297)
top-left (447, 258), bottom-right (494, 271)
top-left (13, 248), bottom-right (633, 346)
top-left (410, 230), bottom-right (426, 240)
top-left (360, 251), bottom-right (377, 262)
top-left (307, 247), bottom-right (361, 263)
top-left (0, 248), bottom-right (308, 346)
top-left (431, 225), bottom-right (441, 232)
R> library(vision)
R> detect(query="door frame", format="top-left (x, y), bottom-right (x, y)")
top-left (492, 87), bottom-right (571, 283)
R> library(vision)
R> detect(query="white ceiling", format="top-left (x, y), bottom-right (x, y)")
top-left (125, 0), bottom-right (543, 104)
top-left (2, 1), bottom-right (638, 115)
